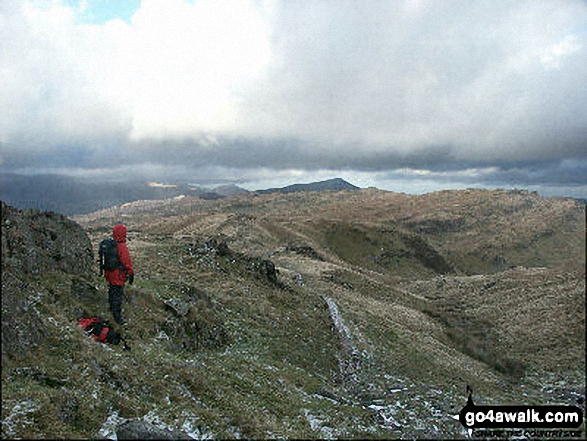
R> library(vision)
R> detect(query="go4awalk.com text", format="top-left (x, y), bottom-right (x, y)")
top-left (454, 388), bottom-right (584, 438)
top-left (463, 406), bottom-right (582, 428)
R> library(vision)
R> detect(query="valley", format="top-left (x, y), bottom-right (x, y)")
top-left (2, 188), bottom-right (585, 438)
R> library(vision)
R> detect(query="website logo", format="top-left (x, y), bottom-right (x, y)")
top-left (453, 386), bottom-right (584, 438)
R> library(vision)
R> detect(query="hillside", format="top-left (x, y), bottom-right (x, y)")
top-left (2, 189), bottom-right (585, 439)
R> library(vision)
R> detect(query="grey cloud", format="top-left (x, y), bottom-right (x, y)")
top-left (3, 135), bottom-right (584, 190)
top-left (239, 0), bottom-right (587, 161)
top-left (381, 158), bottom-right (587, 188)
top-left (119, 137), bottom-right (458, 171)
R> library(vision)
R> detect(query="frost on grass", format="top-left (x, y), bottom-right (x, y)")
top-left (2, 400), bottom-right (40, 438)
top-left (96, 410), bottom-right (126, 440)
top-left (96, 409), bottom-right (212, 440)
top-left (302, 409), bottom-right (337, 439)
top-left (176, 410), bottom-right (215, 440)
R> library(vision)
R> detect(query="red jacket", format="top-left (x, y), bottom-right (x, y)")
top-left (104, 225), bottom-right (134, 286)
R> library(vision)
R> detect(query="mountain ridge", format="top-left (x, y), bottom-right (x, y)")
top-left (0, 173), bottom-right (362, 215)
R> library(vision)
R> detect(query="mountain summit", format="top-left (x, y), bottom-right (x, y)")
top-left (256, 178), bottom-right (360, 194)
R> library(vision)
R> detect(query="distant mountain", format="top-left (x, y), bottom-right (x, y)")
top-left (0, 174), bottom-right (149, 215)
top-left (256, 178), bottom-right (360, 194)
top-left (212, 184), bottom-right (250, 197)
top-left (0, 174), bottom-right (249, 215)
top-left (188, 184), bottom-right (249, 198)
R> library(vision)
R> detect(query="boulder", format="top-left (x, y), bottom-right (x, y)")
top-left (257, 259), bottom-right (278, 284)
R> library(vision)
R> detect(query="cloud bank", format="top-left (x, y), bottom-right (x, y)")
top-left (1, 0), bottom-right (586, 195)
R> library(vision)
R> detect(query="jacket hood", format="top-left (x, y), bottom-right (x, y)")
top-left (113, 224), bottom-right (127, 243)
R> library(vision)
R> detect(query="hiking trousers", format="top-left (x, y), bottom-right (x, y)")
top-left (108, 284), bottom-right (124, 324)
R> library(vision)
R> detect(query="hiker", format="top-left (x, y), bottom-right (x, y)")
top-left (102, 224), bottom-right (134, 325)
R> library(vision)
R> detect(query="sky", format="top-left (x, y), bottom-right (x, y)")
top-left (1, 0), bottom-right (586, 197)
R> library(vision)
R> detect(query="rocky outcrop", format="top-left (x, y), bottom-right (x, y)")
top-left (286, 244), bottom-right (324, 261)
top-left (1, 202), bottom-right (95, 360)
top-left (1, 202), bottom-right (93, 276)
top-left (1, 274), bottom-right (47, 360)
top-left (161, 283), bottom-right (230, 352)
top-left (187, 238), bottom-right (283, 286)
top-left (253, 259), bottom-right (279, 284)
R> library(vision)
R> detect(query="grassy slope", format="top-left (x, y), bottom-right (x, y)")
top-left (2, 189), bottom-right (585, 439)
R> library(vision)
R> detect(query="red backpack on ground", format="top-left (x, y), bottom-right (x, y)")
top-left (77, 317), bottom-right (130, 350)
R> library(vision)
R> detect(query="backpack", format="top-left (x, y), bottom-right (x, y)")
top-left (99, 238), bottom-right (122, 275)
top-left (78, 317), bottom-right (130, 350)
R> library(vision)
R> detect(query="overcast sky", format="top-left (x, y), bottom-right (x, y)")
top-left (1, 0), bottom-right (586, 196)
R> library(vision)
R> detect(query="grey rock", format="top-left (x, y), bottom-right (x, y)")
top-left (163, 297), bottom-right (190, 317)
top-left (1, 202), bottom-right (93, 277)
top-left (1, 203), bottom-right (95, 360)
top-left (161, 283), bottom-right (230, 352)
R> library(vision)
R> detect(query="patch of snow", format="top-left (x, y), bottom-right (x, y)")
top-left (311, 394), bottom-right (339, 405)
top-left (182, 422), bottom-right (208, 440)
top-left (144, 410), bottom-right (210, 440)
top-left (96, 410), bottom-right (127, 440)
top-left (368, 404), bottom-right (402, 430)
top-left (389, 388), bottom-right (407, 393)
top-left (178, 410), bottom-right (214, 440)
top-left (225, 423), bottom-right (243, 439)
top-left (91, 384), bottom-right (100, 400)
top-left (155, 331), bottom-right (170, 340)
top-left (423, 400), bottom-right (444, 418)
top-left (2, 400), bottom-right (39, 438)
top-left (324, 297), bottom-right (354, 349)
top-left (302, 409), bottom-right (337, 439)
top-left (324, 296), bottom-right (361, 381)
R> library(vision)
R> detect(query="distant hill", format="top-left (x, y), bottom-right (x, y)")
top-left (256, 178), bottom-right (360, 194)
top-left (192, 184), bottom-right (250, 200)
top-left (0, 174), bottom-right (249, 215)
top-left (212, 184), bottom-right (250, 197)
